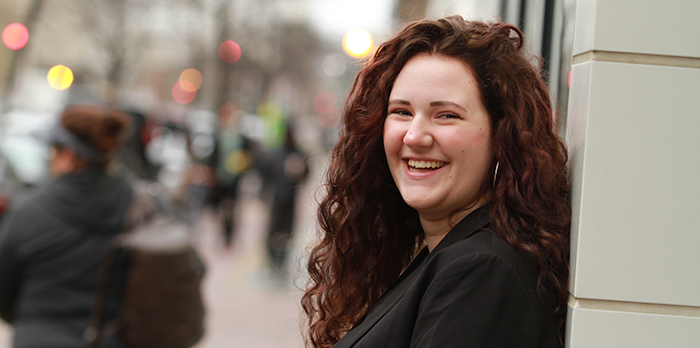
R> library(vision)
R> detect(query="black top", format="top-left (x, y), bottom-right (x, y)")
top-left (0, 170), bottom-right (132, 348)
top-left (334, 205), bottom-right (561, 348)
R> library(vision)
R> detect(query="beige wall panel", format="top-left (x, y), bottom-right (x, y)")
top-left (567, 61), bottom-right (700, 306)
top-left (567, 306), bottom-right (700, 348)
top-left (573, 0), bottom-right (700, 58)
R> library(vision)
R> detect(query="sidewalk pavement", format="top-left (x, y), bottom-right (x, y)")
top-left (191, 192), bottom-right (313, 348)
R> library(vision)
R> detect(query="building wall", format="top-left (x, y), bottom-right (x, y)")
top-left (566, 0), bottom-right (700, 347)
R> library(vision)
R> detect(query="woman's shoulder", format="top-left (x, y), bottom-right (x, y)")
top-left (433, 229), bottom-right (526, 265)
top-left (427, 229), bottom-right (540, 298)
top-left (410, 231), bottom-right (560, 348)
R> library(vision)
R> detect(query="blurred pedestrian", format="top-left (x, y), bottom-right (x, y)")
top-left (181, 129), bottom-right (217, 226)
top-left (261, 123), bottom-right (309, 275)
top-left (210, 102), bottom-right (253, 247)
top-left (0, 105), bottom-right (132, 348)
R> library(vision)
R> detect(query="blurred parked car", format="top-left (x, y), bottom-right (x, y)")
top-left (0, 109), bottom-right (52, 187)
top-left (145, 121), bottom-right (192, 199)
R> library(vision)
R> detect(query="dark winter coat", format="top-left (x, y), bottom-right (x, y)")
top-left (0, 170), bottom-right (132, 348)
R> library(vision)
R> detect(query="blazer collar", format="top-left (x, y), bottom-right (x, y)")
top-left (429, 204), bottom-right (493, 256)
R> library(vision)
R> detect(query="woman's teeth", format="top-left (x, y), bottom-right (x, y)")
top-left (408, 159), bottom-right (446, 170)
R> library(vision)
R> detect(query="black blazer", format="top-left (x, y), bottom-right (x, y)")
top-left (333, 206), bottom-right (561, 348)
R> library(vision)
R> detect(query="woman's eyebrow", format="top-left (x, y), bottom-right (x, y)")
top-left (430, 100), bottom-right (467, 112)
top-left (388, 99), bottom-right (411, 106)
top-left (388, 100), bottom-right (468, 112)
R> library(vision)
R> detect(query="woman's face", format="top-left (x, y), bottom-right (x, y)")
top-left (383, 53), bottom-right (493, 224)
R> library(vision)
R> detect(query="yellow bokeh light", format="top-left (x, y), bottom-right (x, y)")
top-left (343, 29), bottom-right (373, 58)
top-left (179, 68), bottom-right (203, 92)
top-left (47, 65), bottom-right (74, 90)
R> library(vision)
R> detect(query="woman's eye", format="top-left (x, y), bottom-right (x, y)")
top-left (390, 109), bottom-right (412, 116)
top-left (438, 113), bottom-right (461, 119)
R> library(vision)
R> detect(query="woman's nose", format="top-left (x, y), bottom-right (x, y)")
top-left (403, 117), bottom-right (433, 148)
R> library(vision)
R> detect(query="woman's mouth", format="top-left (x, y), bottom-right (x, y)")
top-left (407, 159), bottom-right (446, 171)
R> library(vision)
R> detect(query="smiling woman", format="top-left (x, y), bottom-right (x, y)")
top-left (303, 16), bottom-right (571, 348)
top-left (383, 54), bottom-right (493, 244)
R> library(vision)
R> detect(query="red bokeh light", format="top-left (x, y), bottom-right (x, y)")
top-left (218, 40), bottom-right (241, 63)
top-left (314, 91), bottom-right (337, 114)
top-left (318, 112), bottom-right (340, 129)
top-left (315, 91), bottom-right (339, 129)
top-left (172, 81), bottom-right (196, 104)
top-left (2, 23), bottom-right (29, 50)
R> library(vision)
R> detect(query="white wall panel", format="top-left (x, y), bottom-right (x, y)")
top-left (571, 0), bottom-right (598, 56)
top-left (567, 307), bottom-right (700, 348)
top-left (568, 61), bottom-right (700, 306)
top-left (566, 61), bottom-right (592, 296)
top-left (573, 0), bottom-right (700, 58)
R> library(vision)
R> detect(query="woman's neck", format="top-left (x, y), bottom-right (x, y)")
top-left (419, 196), bottom-right (491, 252)
top-left (420, 211), bottom-right (469, 252)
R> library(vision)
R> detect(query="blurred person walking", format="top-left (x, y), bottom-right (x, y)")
top-left (211, 102), bottom-right (253, 248)
top-left (261, 124), bottom-right (309, 275)
top-left (0, 105), bottom-right (132, 348)
top-left (182, 131), bottom-right (217, 227)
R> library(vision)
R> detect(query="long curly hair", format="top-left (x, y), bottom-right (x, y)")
top-left (302, 16), bottom-right (570, 348)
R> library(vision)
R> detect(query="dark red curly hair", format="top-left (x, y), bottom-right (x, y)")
top-left (302, 16), bottom-right (570, 348)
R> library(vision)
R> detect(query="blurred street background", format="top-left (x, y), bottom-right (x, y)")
top-left (0, 0), bottom-right (570, 347)
top-left (0, 162), bottom-right (322, 347)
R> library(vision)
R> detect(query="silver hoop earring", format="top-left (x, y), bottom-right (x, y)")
top-left (492, 162), bottom-right (499, 189)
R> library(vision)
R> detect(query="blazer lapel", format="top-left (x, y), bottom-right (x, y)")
top-left (429, 204), bottom-right (492, 256)
top-left (333, 250), bottom-right (428, 348)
